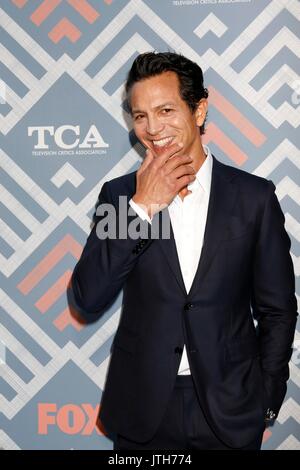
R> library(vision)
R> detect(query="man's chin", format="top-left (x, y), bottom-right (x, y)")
top-left (152, 145), bottom-right (170, 156)
top-left (152, 143), bottom-right (181, 157)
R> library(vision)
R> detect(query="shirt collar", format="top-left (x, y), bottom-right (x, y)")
top-left (187, 144), bottom-right (213, 194)
top-left (171, 145), bottom-right (213, 206)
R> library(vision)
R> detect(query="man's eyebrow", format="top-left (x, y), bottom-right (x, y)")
top-left (131, 108), bottom-right (144, 115)
top-left (155, 102), bottom-right (176, 110)
top-left (131, 103), bottom-right (176, 114)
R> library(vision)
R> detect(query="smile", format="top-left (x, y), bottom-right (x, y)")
top-left (152, 137), bottom-right (174, 148)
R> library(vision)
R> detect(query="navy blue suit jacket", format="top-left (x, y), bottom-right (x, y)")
top-left (72, 155), bottom-right (297, 447)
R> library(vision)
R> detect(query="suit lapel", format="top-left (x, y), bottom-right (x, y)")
top-left (122, 171), bottom-right (187, 294)
top-left (156, 209), bottom-right (187, 295)
top-left (155, 156), bottom-right (237, 296)
top-left (123, 156), bottom-right (237, 296)
top-left (188, 156), bottom-right (237, 297)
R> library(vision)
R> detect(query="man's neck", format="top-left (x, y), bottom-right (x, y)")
top-left (192, 144), bottom-right (207, 173)
top-left (178, 145), bottom-right (207, 201)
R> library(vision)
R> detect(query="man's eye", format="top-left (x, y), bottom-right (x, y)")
top-left (134, 115), bottom-right (144, 121)
top-left (162, 108), bottom-right (172, 113)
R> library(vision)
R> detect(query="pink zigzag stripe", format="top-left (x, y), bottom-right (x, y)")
top-left (12, 0), bottom-right (27, 7)
top-left (35, 270), bottom-right (72, 313)
top-left (48, 17), bottom-right (81, 43)
top-left (54, 306), bottom-right (84, 331)
top-left (67, 0), bottom-right (99, 24)
top-left (203, 122), bottom-right (248, 166)
top-left (263, 429), bottom-right (272, 442)
top-left (18, 234), bottom-right (82, 295)
top-left (30, 0), bottom-right (61, 26)
top-left (34, 269), bottom-right (84, 331)
top-left (209, 87), bottom-right (266, 147)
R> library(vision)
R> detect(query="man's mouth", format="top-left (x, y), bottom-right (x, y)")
top-left (152, 137), bottom-right (174, 149)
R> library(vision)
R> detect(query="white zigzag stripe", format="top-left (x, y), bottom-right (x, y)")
top-left (93, 33), bottom-right (151, 86)
top-left (278, 397), bottom-right (300, 424)
top-left (0, 323), bottom-right (45, 378)
top-left (291, 253), bottom-right (300, 277)
top-left (0, 145), bottom-right (139, 276)
top-left (0, 430), bottom-right (20, 450)
top-left (0, 184), bottom-right (40, 231)
top-left (240, 28), bottom-right (300, 83)
top-left (74, 0), bottom-right (139, 68)
top-left (194, 13), bottom-right (227, 39)
top-left (276, 177), bottom-right (300, 276)
top-left (252, 141), bottom-right (300, 277)
top-left (253, 139), bottom-right (300, 177)
top-left (1, 141), bottom-right (298, 277)
top-left (51, 162), bottom-right (85, 188)
top-left (0, 1), bottom-right (298, 442)
top-left (0, 280), bottom-right (298, 418)
top-left (0, 0), bottom-right (299, 134)
top-left (221, 0), bottom-right (298, 64)
top-left (0, 81), bottom-right (22, 109)
top-left (276, 434), bottom-right (300, 450)
top-left (202, 48), bottom-right (299, 128)
top-left (276, 177), bottom-right (300, 210)
top-left (290, 362), bottom-right (300, 388)
top-left (285, 213), bottom-right (300, 244)
top-left (0, 43), bottom-right (39, 89)
top-left (0, 288), bottom-right (120, 418)
top-left (0, 219), bottom-right (23, 251)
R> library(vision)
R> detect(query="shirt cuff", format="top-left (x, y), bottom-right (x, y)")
top-left (129, 198), bottom-right (152, 225)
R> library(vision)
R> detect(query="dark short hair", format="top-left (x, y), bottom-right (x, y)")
top-left (125, 52), bottom-right (209, 134)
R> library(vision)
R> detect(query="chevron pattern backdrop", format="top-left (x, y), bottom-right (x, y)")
top-left (0, 0), bottom-right (299, 450)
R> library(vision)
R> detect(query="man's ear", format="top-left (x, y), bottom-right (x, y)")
top-left (195, 98), bottom-right (208, 127)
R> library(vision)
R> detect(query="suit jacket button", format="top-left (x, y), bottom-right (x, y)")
top-left (174, 347), bottom-right (183, 354)
top-left (184, 303), bottom-right (194, 310)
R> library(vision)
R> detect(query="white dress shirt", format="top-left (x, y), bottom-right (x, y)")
top-left (129, 145), bottom-right (213, 375)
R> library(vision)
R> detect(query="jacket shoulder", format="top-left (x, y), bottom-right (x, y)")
top-left (92, 171), bottom-right (136, 223)
top-left (104, 170), bottom-right (136, 196)
top-left (214, 157), bottom-right (273, 194)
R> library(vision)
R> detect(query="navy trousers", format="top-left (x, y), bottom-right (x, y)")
top-left (114, 374), bottom-right (264, 450)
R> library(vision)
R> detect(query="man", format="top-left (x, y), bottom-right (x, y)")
top-left (71, 52), bottom-right (297, 450)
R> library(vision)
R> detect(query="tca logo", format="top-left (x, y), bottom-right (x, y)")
top-left (38, 403), bottom-right (102, 435)
top-left (28, 124), bottom-right (109, 150)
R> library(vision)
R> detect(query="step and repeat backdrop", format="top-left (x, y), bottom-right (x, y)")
top-left (0, 0), bottom-right (299, 450)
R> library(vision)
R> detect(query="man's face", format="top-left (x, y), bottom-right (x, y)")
top-left (129, 71), bottom-right (206, 160)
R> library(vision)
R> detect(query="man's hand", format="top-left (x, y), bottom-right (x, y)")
top-left (132, 144), bottom-right (196, 217)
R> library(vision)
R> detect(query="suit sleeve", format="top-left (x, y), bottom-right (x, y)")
top-left (251, 180), bottom-right (298, 417)
top-left (71, 181), bottom-right (153, 320)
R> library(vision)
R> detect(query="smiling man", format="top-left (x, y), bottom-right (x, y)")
top-left (71, 52), bottom-right (297, 450)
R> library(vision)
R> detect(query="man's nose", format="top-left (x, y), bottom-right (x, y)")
top-left (146, 116), bottom-right (163, 135)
